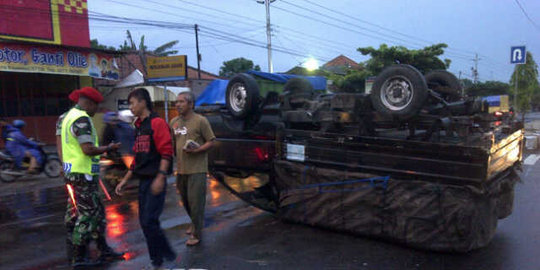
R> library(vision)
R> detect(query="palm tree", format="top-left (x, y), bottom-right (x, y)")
top-left (123, 30), bottom-right (179, 74)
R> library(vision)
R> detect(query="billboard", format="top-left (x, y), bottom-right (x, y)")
top-left (0, 0), bottom-right (90, 47)
top-left (147, 55), bottom-right (188, 82)
top-left (0, 42), bottom-right (119, 79)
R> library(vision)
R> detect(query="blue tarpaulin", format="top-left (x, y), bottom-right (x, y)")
top-left (195, 79), bottom-right (229, 106)
top-left (195, 71), bottom-right (327, 106)
top-left (247, 70), bottom-right (327, 91)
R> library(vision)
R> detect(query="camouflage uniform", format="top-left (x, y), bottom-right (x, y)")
top-left (61, 110), bottom-right (113, 264)
top-left (64, 173), bottom-right (107, 248)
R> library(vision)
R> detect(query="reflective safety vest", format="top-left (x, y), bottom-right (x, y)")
top-left (61, 107), bottom-right (100, 175)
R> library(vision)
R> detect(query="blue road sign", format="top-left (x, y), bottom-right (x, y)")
top-left (511, 46), bottom-right (526, 64)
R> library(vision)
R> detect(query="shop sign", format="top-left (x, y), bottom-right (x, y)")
top-left (0, 42), bottom-right (119, 80)
top-left (147, 55), bottom-right (187, 82)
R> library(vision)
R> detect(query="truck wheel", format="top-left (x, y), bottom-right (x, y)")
top-left (370, 65), bottom-right (428, 120)
top-left (282, 77), bottom-right (313, 110)
top-left (226, 73), bottom-right (260, 119)
top-left (425, 70), bottom-right (463, 101)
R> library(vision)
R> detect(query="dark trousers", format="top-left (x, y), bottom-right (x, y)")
top-left (138, 177), bottom-right (175, 266)
top-left (176, 173), bottom-right (207, 239)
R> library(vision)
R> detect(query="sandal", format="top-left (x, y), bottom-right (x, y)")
top-left (186, 224), bottom-right (193, 235)
top-left (185, 235), bottom-right (200, 246)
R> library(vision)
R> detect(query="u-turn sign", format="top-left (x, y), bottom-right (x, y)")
top-left (511, 46), bottom-right (526, 64)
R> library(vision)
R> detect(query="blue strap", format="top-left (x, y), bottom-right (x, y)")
top-left (293, 175), bottom-right (390, 194)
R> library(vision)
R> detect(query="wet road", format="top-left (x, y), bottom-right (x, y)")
top-left (1, 153), bottom-right (540, 270)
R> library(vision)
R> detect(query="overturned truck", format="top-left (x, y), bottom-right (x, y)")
top-left (199, 65), bottom-right (523, 252)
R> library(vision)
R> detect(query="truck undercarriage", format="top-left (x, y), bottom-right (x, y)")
top-left (200, 65), bottom-right (524, 252)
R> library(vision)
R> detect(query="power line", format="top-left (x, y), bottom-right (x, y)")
top-left (92, 1), bottom-right (334, 62)
top-left (284, 0), bottom-right (511, 70)
top-left (175, 0), bottom-right (361, 52)
top-left (274, 1), bottom-right (425, 50)
top-left (299, 0), bottom-right (480, 58)
top-left (514, 0), bottom-right (540, 32)
top-left (1, 3), bottom-right (330, 62)
top-left (273, 0), bottom-right (503, 68)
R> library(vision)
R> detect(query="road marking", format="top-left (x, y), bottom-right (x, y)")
top-left (524, 154), bottom-right (540, 165)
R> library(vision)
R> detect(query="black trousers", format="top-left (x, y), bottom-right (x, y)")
top-left (138, 177), bottom-right (175, 266)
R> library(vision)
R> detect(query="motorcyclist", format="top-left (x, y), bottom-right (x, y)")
top-left (5, 120), bottom-right (43, 174)
top-left (101, 111), bottom-right (134, 156)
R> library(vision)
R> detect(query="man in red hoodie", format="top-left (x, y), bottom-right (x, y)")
top-left (116, 88), bottom-right (176, 269)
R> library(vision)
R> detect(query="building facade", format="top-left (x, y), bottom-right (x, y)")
top-left (0, 0), bottom-right (121, 145)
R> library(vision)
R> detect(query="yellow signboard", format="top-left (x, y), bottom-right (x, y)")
top-left (0, 42), bottom-right (119, 80)
top-left (147, 55), bottom-right (187, 82)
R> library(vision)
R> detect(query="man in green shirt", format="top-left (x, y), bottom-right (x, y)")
top-left (170, 91), bottom-right (215, 246)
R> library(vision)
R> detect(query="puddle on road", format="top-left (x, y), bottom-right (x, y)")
top-left (0, 184), bottom-right (67, 227)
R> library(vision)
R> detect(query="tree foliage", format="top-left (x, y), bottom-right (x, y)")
top-left (357, 43), bottom-right (451, 75)
top-left (322, 43), bottom-right (452, 93)
top-left (119, 30), bottom-right (179, 75)
top-left (329, 69), bottom-right (371, 93)
top-left (153, 40), bottom-right (179, 57)
top-left (219, 57), bottom-right (261, 78)
top-left (465, 81), bottom-right (511, 97)
top-left (510, 51), bottom-right (539, 114)
top-left (90, 39), bottom-right (116, 51)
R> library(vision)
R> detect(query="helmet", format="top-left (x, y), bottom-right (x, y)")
top-left (103, 112), bottom-right (118, 124)
top-left (12, 119), bottom-right (26, 128)
top-left (118, 110), bottom-right (134, 123)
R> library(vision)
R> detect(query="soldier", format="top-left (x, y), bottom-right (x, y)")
top-left (60, 87), bottom-right (124, 267)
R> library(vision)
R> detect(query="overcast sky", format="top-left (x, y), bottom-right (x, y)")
top-left (88, 0), bottom-right (540, 82)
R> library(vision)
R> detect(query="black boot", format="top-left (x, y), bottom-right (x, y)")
top-left (72, 245), bottom-right (101, 268)
top-left (66, 239), bottom-right (73, 263)
top-left (97, 236), bottom-right (125, 261)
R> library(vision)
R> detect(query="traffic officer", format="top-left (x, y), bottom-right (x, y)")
top-left (61, 87), bottom-right (124, 267)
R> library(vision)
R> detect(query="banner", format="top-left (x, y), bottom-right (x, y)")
top-left (0, 0), bottom-right (90, 47)
top-left (0, 42), bottom-right (119, 80)
top-left (147, 55), bottom-right (187, 82)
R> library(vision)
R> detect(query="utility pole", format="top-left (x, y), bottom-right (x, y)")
top-left (458, 71), bottom-right (464, 96)
top-left (257, 0), bottom-right (275, 73)
top-left (471, 53), bottom-right (481, 83)
top-left (195, 24), bottom-right (201, 79)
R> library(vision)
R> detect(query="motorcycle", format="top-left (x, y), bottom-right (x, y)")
top-left (0, 143), bottom-right (62, 182)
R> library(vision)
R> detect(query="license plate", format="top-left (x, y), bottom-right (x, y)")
top-left (286, 143), bottom-right (305, 162)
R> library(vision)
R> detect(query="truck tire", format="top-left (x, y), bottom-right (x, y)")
top-left (282, 77), bottom-right (314, 110)
top-left (370, 65), bottom-right (428, 120)
top-left (425, 70), bottom-right (463, 101)
top-left (497, 183), bottom-right (515, 219)
top-left (226, 73), bottom-right (260, 119)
